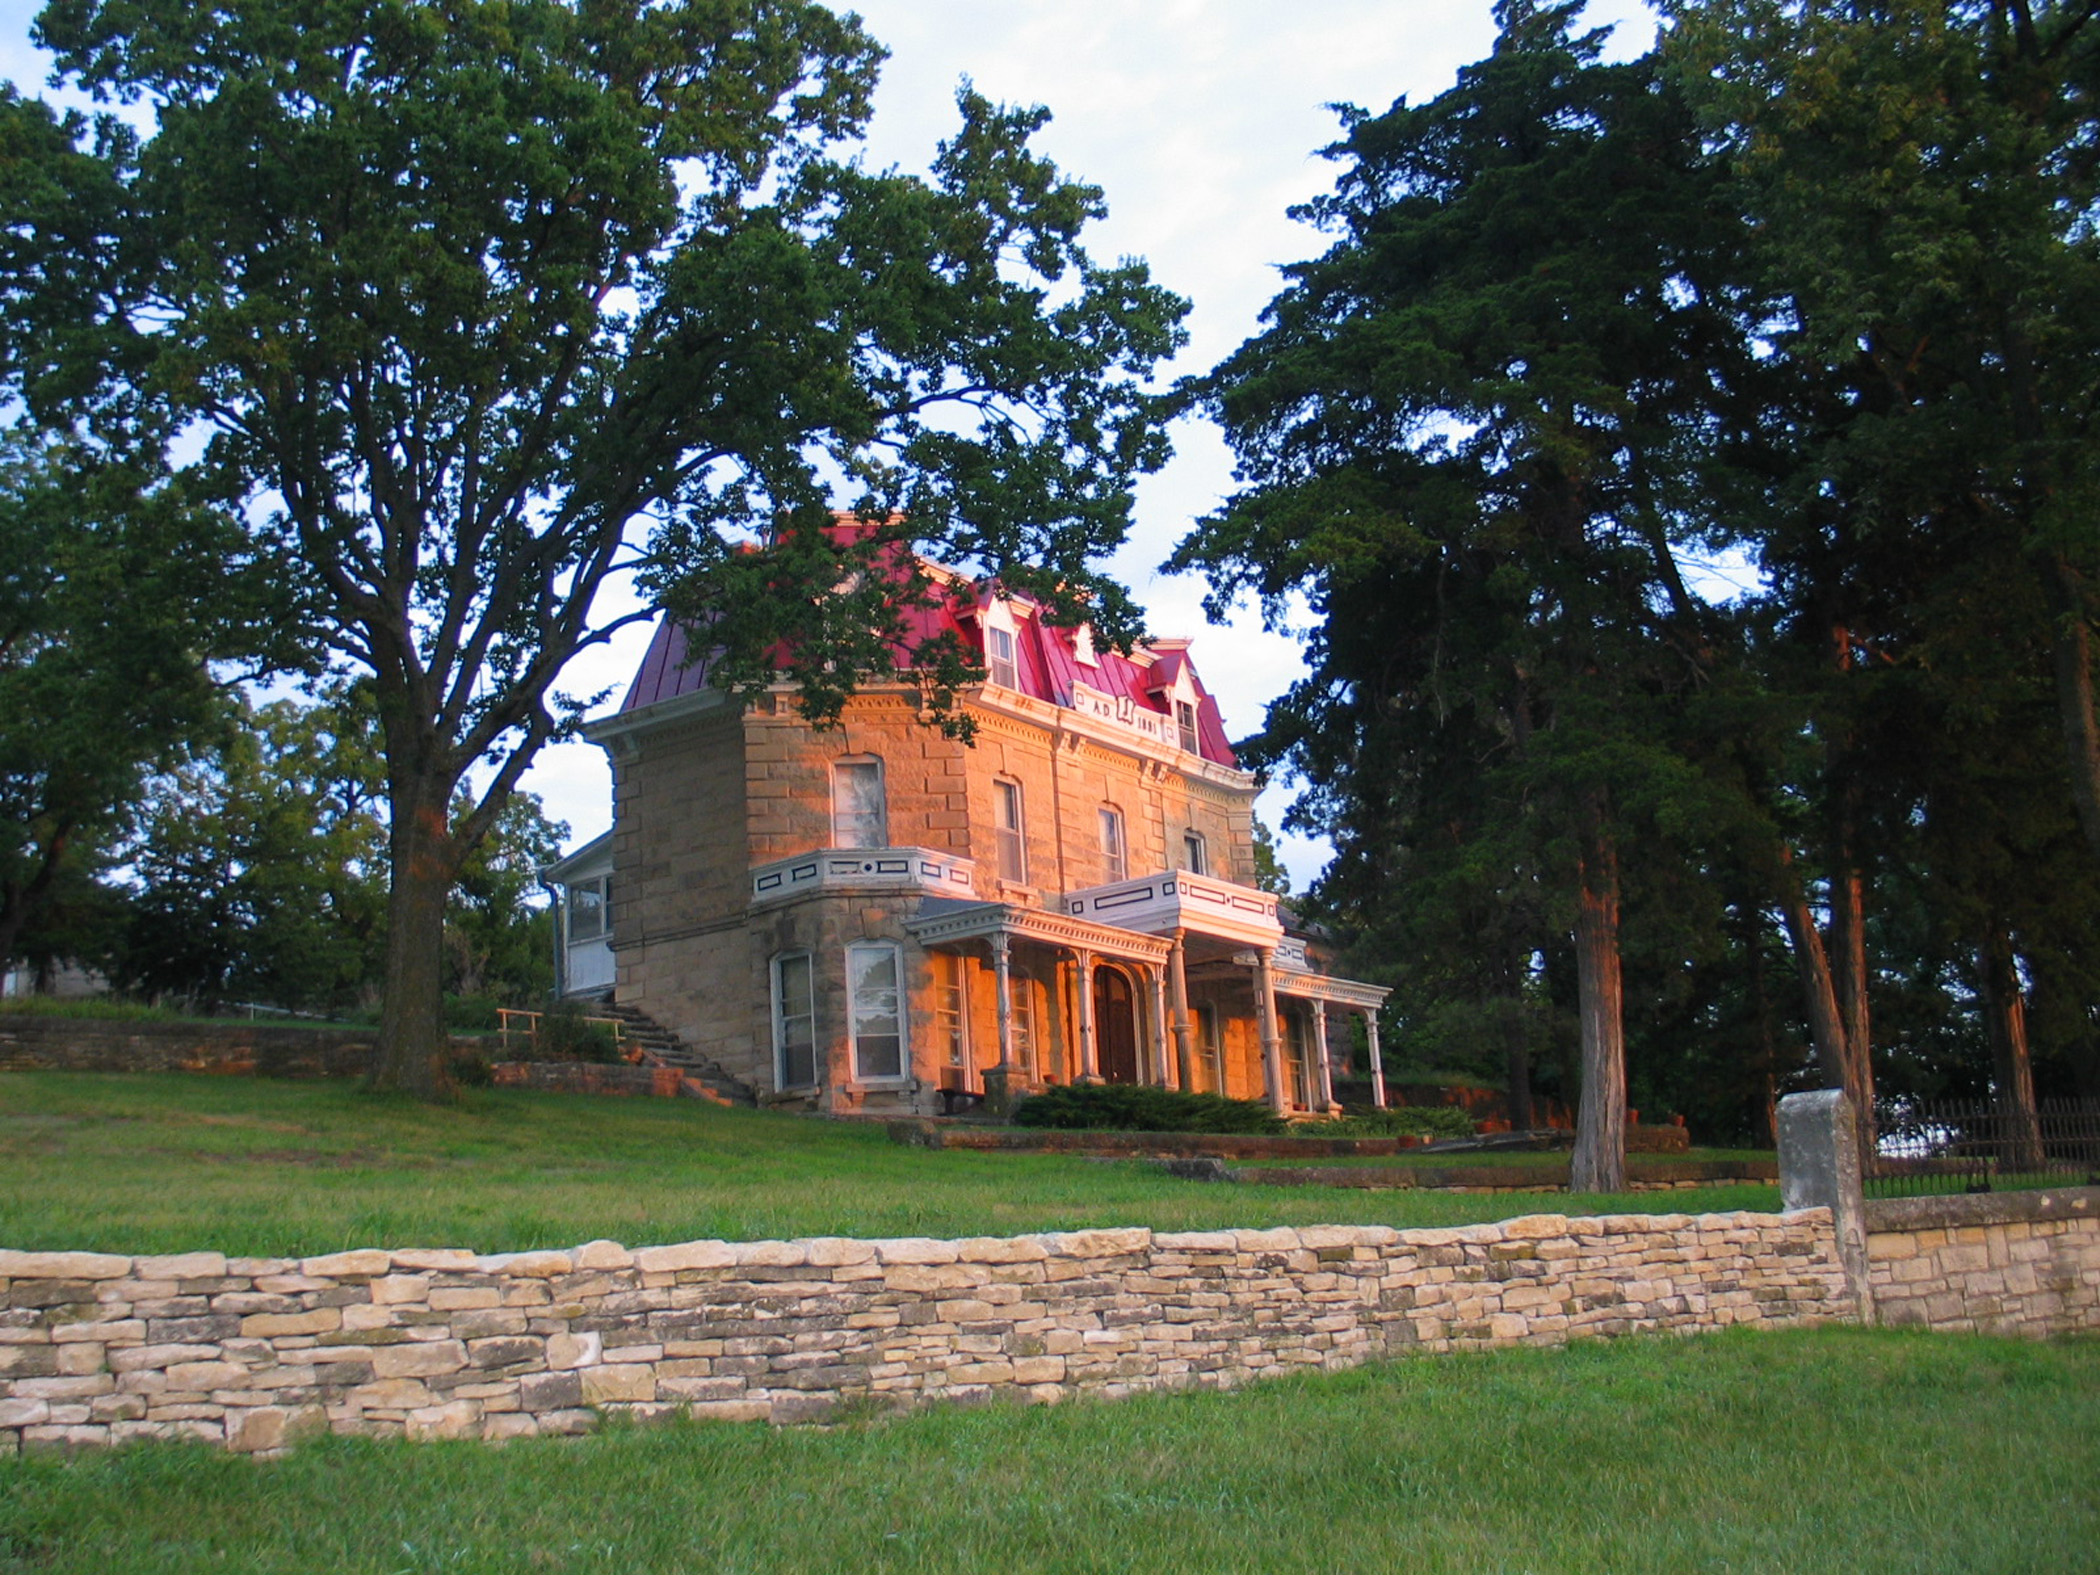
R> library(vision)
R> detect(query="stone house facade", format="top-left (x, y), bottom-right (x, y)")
top-left (551, 569), bottom-right (1389, 1118)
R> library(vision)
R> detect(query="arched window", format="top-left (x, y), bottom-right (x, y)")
top-left (831, 757), bottom-right (886, 849)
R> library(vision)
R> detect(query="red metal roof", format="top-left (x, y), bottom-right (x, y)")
top-left (617, 547), bottom-right (1238, 769)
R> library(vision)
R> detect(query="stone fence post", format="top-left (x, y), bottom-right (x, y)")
top-left (1776, 1089), bottom-right (1875, 1324)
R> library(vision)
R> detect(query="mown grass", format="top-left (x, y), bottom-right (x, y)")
top-left (0, 1074), bottom-right (1783, 1256)
top-left (3, 1327), bottom-right (2094, 1574)
top-left (1236, 1146), bottom-right (1776, 1170)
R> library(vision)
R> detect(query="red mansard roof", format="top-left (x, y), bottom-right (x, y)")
top-left (618, 583), bottom-right (1238, 770)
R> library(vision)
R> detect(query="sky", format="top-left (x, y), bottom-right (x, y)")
top-left (0, 0), bottom-right (1662, 891)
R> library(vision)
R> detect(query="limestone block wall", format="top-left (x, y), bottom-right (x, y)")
top-left (1863, 1189), bottom-right (2100, 1335)
top-left (0, 1016), bottom-right (385, 1077)
top-left (0, 1209), bottom-right (1850, 1455)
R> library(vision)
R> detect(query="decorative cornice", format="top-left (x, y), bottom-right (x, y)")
top-left (903, 902), bottom-right (1173, 964)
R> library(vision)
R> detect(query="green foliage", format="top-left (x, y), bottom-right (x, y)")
top-left (1314, 1107), bottom-right (1478, 1142)
top-left (446, 1049), bottom-right (495, 1089)
top-left (3, 0), bottom-right (1188, 1087)
top-left (1249, 814), bottom-right (1291, 896)
top-left (1011, 1083), bottom-right (1287, 1135)
top-left (1178, 0), bottom-right (2100, 1142)
top-left (0, 994), bottom-right (181, 1021)
top-left (116, 685), bottom-right (390, 1015)
top-left (0, 434), bottom-right (274, 976)
top-left (518, 1002), bottom-right (623, 1065)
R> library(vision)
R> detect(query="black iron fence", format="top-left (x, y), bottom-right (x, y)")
top-left (1865, 1097), bottom-right (2100, 1199)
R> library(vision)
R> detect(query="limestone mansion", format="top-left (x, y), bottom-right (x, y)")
top-left (545, 571), bottom-right (1389, 1117)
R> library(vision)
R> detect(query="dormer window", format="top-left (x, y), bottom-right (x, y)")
top-left (986, 624), bottom-right (1019, 690)
top-left (1175, 700), bottom-right (1200, 755)
top-left (831, 758), bottom-right (886, 849)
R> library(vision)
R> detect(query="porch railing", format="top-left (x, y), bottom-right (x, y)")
top-left (1864, 1097), bottom-right (2100, 1200)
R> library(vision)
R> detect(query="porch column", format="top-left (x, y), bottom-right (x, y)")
top-left (1168, 930), bottom-right (1195, 1093)
top-left (1254, 948), bottom-right (1285, 1113)
top-left (982, 934), bottom-right (1017, 1116)
top-left (1366, 1009), bottom-right (1387, 1110)
top-left (1075, 948), bottom-right (1100, 1081)
top-left (1312, 1003), bottom-right (1338, 1113)
top-left (1149, 964), bottom-right (1173, 1088)
top-left (992, 934), bottom-right (1015, 1072)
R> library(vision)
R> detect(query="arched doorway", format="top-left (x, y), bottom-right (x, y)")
top-left (1093, 965), bottom-right (1140, 1084)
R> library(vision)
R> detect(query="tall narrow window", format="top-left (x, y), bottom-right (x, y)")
top-left (934, 952), bottom-right (970, 1073)
top-left (986, 624), bottom-right (1019, 689)
top-left (1175, 699), bottom-right (1200, 754)
top-left (1182, 830), bottom-right (1208, 876)
top-left (831, 759), bottom-right (886, 849)
top-left (1098, 806), bottom-right (1127, 883)
top-left (847, 943), bottom-right (905, 1080)
top-left (1195, 1003), bottom-right (1222, 1094)
top-left (993, 779), bottom-right (1027, 884)
top-left (773, 953), bottom-right (816, 1088)
top-left (1011, 974), bottom-right (1038, 1079)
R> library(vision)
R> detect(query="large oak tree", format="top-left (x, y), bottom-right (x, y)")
top-left (5, 0), bottom-right (1185, 1094)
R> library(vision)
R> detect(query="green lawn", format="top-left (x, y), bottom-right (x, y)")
top-left (3, 1327), bottom-right (2093, 1573)
top-left (0, 1074), bottom-right (1784, 1257)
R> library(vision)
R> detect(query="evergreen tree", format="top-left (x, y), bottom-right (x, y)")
top-left (1178, 1), bottom-right (1756, 1187)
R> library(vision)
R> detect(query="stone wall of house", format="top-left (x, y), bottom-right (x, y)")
top-left (0, 1016), bottom-right (384, 1078)
top-left (0, 1209), bottom-right (1850, 1455)
top-left (1863, 1189), bottom-right (2100, 1336)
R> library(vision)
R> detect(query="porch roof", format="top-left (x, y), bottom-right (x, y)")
top-left (903, 899), bottom-right (1173, 966)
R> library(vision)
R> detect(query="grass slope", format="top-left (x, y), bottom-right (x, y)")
top-left (0, 1074), bottom-right (1782, 1256)
top-left (3, 1327), bottom-right (2094, 1573)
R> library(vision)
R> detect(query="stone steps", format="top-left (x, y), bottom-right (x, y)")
top-left (599, 1004), bottom-right (757, 1107)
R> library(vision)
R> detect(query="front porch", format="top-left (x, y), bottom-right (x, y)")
top-left (906, 872), bottom-right (1392, 1116)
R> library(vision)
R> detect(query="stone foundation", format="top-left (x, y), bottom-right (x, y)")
top-left (0, 1209), bottom-right (1849, 1454)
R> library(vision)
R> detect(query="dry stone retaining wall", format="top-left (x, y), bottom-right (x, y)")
top-left (0, 1209), bottom-right (1850, 1455)
top-left (1863, 1190), bottom-right (2100, 1336)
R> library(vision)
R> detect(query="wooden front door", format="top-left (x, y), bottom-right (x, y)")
top-left (1093, 966), bottom-right (1140, 1084)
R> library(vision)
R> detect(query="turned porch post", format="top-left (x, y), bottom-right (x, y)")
top-left (1366, 1009), bottom-right (1387, 1110)
top-left (1311, 1002), bottom-right (1337, 1113)
top-left (1168, 930), bottom-right (1195, 1092)
top-left (1254, 949), bottom-right (1285, 1112)
top-left (1075, 948), bottom-right (1100, 1081)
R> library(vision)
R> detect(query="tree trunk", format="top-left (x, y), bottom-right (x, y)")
top-left (1744, 903), bottom-right (1781, 1148)
top-left (1775, 847), bottom-right (1849, 1089)
top-left (369, 776), bottom-right (461, 1099)
top-left (1978, 926), bottom-right (2046, 1172)
top-left (1828, 860), bottom-right (1876, 1135)
top-left (1502, 938), bottom-right (1536, 1130)
top-left (0, 819), bottom-right (74, 976)
top-left (1570, 796), bottom-right (1627, 1194)
top-left (2048, 551), bottom-right (2100, 861)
